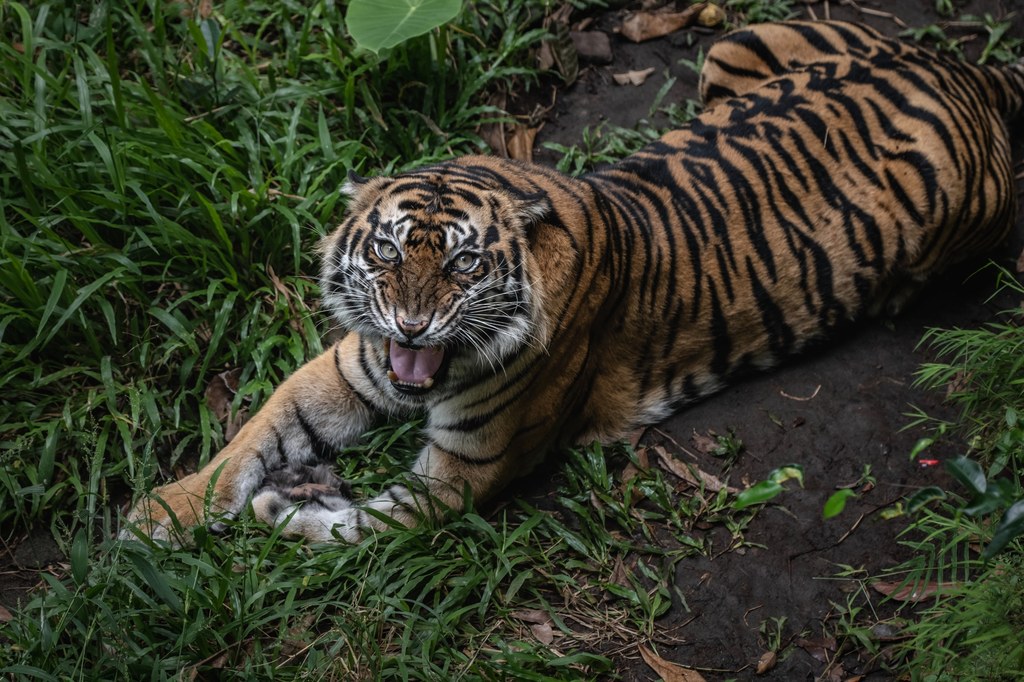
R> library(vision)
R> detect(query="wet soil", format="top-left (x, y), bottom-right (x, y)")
top-left (527, 0), bottom-right (1024, 678)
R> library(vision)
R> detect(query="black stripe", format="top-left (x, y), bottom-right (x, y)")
top-left (434, 442), bottom-right (506, 467)
top-left (386, 485), bottom-right (416, 513)
top-left (295, 406), bottom-right (335, 461)
top-left (334, 343), bottom-right (378, 412)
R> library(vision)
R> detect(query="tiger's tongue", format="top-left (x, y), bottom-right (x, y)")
top-left (389, 343), bottom-right (444, 384)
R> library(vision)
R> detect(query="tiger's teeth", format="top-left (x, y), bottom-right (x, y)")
top-left (387, 370), bottom-right (398, 382)
top-left (422, 377), bottom-right (434, 389)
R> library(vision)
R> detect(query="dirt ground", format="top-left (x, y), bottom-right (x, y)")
top-left (527, 0), bottom-right (1024, 679)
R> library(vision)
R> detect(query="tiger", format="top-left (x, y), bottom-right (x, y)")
top-left (122, 20), bottom-right (1024, 544)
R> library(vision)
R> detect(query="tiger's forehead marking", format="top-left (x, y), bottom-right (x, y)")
top-left (372, 182), bottom-right (493, 251)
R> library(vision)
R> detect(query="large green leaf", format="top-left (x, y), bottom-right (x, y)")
top-left (346, 0), bottom-right (463, 54)
top-left (981, 499), bottom-right (1024, 560)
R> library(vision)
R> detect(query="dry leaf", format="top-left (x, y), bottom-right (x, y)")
top-left (613, 67), bottom-right (656, 86)
top-left (204, 368), bottom-right (248, 441)
top-left (639, 645), bottom-right (707, 682)
top-left (756, 650), bottom-right (777, 674)
top-left (511, 609), bottom-right (551, 625)
top-left (0, 605), bottom-right (12, 622)
top-left (621, 462), bottom-right (643, 485)
top-left (538, 4), bottom-right (579, 84)
top-left (635, 445), bottom-right (650, 469)
top-left (619, 4), bottom-right (706, 43)
top-left (478, 93), bottom-right (508, 157)
top-left (507, 125), bottom-right (538, 163)
top-left (795, 636), bottom-right (836, 663)
top-left (872, 580), bottom-right (955, 602)
top-left (1016, 246), bottom-right (1024, 273)
top-left (690, 430), bottom-right (719, 455)
top-left (530, 622), bottom-right (555, 645)
top-left (653, 445), bottom-right (737, 493)
top-left (609, 555), bottom-right (634, 589)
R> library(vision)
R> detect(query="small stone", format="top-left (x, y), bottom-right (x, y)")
top-left (570, 31), bottom-right (613, 64)
top-left (697, 4), bottom-right (726, 27)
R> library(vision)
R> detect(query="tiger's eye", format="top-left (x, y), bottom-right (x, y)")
top-left (453, 252), bottom-right (478, 272)
top-left (375, 240), bottom-right (400, 261)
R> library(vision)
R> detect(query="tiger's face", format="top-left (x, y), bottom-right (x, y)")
top-left (320, 168), bottom-right (549, 397)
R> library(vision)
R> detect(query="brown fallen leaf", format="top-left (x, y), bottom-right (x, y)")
top-left (635, 445), bottom-right (650, 469)
top-left (619, 3), bottom-right (706, 43)
top-left (690, 430), bottom-right (719, 456)
top-left (506, 124), bottom-right (538, 163)
top-left (204, 368), bottom-right (248, 442)
top-left (652, 445), bottom-right (737, 493)
top-left (872, 580), bottom-right (956, 602)
top-left (0, 605), bottom-right (12, 622)
top-left (609, 554), bottom-right (635, 590)
top-left (756, 650), bottom-right (777, 674)
top-left (621, 461), bottom-right (643, 485)
top-left (478, 92), bottom-right (508, 157)
top-left (796, 636), bottom-right (836, 663)
top-left (639, 645), bottom-right (707, 682)
top-left (612, 67), bottom-right (656, 86)
top-left (511, 609), bottom-right (551, 625)
top-left (530, 621), bottom-right (554, 645)
top-left (1016, 246), bottom-right (1024, 273)
top-left (537, 4), bottom-right (579, 84)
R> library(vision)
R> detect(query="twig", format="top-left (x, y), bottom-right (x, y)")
top-left (779, 385), bottom-right (821, 401)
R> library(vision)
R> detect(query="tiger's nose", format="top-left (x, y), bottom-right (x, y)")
top-left (396, 314), bottom-right (428, 338)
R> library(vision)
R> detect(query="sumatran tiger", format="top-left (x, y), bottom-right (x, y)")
top-left (122, 20), bottom-right (1024, 544)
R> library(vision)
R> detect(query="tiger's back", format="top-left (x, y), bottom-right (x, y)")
top-left (573, 20), bottom-right (1024, 440)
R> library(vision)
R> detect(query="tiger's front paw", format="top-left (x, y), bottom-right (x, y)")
top-left (120, 472), bottom-right (234, 545)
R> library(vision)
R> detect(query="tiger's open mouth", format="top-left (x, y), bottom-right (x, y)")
top-left (385, 339), bottom-right (447, 394)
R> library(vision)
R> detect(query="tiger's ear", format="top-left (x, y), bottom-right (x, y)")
top-left (340, 169), bottom-right (390, 212)
top-left (340, 169), bottom-right (371, 198)
top-left (511, 191), bottom-right (552, 227)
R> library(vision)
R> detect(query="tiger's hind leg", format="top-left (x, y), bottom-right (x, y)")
top-left (866, 274), bottom-right (930, 318)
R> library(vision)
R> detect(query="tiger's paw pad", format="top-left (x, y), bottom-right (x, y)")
top-left (252, 463), bottom-right (362, 542)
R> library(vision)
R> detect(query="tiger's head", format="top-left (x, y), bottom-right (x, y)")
top-left (320, 162), bottom-right (551, 397)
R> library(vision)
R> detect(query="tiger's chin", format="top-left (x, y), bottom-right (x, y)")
top-left (385, 338), bottom-right (450, 394)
